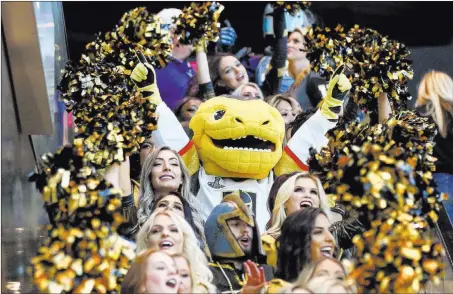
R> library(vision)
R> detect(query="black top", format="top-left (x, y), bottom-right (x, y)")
top-left (291, 71), bottom-right (327, 111)
top-left (433, 113), bottom-right (453, 174)
top-left (209, 261), bottom-right (274, 293)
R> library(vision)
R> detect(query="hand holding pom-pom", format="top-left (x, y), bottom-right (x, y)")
top-left (271, 1), bottom-right (311, 16)
top-left (58, 7), bottom-right (163, 168)
top-left (130, 50), bottom-right (162, 107)
top-left (173, 2), bottom-right (225, 46)
top-left (130, 51), bottom-right (156, 86)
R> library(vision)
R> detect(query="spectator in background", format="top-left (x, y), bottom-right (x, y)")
top-left (232, 82), bottom-right (264, 99)
top-left (154, 8), bottom-right (195, 110)
top-left (267, 93), bottom-right (302, 126)
top-left (286, 28), bottom-right (328, 111)
top-left (259, 4), bottom-right (318, 94)
top-left (155, 9), bottom-right (237, 110)
top-left (207, 6), bottom-right (288, 97)
top-left (174, 96), bottom-right (203, 136)
top-left (416, 70), bottom-right (453, 214)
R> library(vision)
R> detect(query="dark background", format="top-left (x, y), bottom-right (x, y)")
top-left (63, 1), bottom-right (453, 59)
top-left (63, 1), bottom-right (453, 107)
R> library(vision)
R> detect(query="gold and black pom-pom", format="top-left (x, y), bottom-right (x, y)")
top-left (173, 2), bottom-right (224, 45)
top-left (57, 7), bottom-right (163, 168)
top-left (305, 24), bottom-right (413, 114)
top-left (28, 143), bottom-right (124, 225)
top-left (271, 1), bottom-right (311, 15)
top-left (308, 110), bottom-right (445, 293)
top-left (30, 224), bottom-right (136, 293)
top-left (29, 144), bottom-right (136, 293)
top-left (349, 220), bottom-right (444, 293)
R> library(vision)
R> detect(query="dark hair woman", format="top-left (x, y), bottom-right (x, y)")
top-left (275, 207), bottom-right (335, 282)
top-left (150, 191), bottom-right (196, 233)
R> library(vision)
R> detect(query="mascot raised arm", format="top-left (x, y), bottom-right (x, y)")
top-left (131, 51), bottom-right (351, 231)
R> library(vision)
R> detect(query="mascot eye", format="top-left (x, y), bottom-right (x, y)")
top-left (213, 110), bottom-right (225, 120)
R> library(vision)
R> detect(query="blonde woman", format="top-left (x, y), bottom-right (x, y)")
top-left (416, 71), bottom-right (453, 201)
top-left (306, 277), bottom-right (356, 294)
top-left (267, 93), bottom-right (303, 126)
top-left (294, 257), bottom-right (347, 289)
top-left (232, 82), bottom-right (265, 99)
top-left (136, 210), bottom-right (216, 293)
top-left (172, 253), bottom-right (193, 294)
top-left (262, 172), bottom-right (333, 267)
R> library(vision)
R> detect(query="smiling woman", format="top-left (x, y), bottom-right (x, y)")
top-left (261, 172), bottom-right (332, 267)
top-left (136, 210), bottom-right (216, 293)
top-left (134, 146), bottom-right (207, 248)
top-left (275, 208), bottom-right (335, 282)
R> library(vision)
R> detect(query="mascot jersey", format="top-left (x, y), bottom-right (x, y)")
top-left (130, 56), bottom-right (351, 232)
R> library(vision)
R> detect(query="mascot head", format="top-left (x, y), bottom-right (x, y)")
top-left (189, 96), bottom-right (285, 179)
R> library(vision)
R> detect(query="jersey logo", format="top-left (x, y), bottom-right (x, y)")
top-left (208, 177), bottom-right (225, 189)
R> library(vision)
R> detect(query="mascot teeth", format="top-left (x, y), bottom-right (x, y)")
top-left (212, 135), bottom-right (276, 152)
top-left (223, 146), bottom-right (273, 152)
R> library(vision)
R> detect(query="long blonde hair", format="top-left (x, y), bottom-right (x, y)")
top-left (171, 253), bottom-right (195, 292)
top-left (306, 276), bottom-right (356, 294)
top-left (137, 146), bottom-right (205, 248)
top-left (416, 70), bottom-right (453, 138)
top-left (136, 210), bottom-right (216, 293)
top-left (294, 257), bottom-right (346, 289)
top-left (265, 172), bottom-right (332, 239)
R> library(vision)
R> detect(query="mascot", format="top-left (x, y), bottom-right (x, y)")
top-left (130, 52), bottom-right (351, 231)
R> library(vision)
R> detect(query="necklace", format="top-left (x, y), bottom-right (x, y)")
top-left (215, 262), bottom-right (246, 294)
top-left (217, 262), bottom-right (234, 293)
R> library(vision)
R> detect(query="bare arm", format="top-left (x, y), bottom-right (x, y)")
top-left (119, 156), bottom-right (132, 196)
top-left (196, 41), bottom-right (216, 99)
top-left (196, 49), bottom-right (210, 85)
top-left (378, 92), bottom-right (392, 123)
